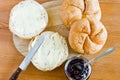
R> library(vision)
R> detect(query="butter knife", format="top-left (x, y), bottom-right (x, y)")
top-left (9, 35), bottom-right (44, 80)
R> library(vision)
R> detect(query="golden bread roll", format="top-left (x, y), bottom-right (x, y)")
top-left (61, 0), bottom-right (101, 28)
top-left (68, 16), bottom-right (107, 54)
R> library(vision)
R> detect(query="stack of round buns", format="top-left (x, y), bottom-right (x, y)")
top-left (61, 0), bottom-right (107, 54)
top-left (9, 0), bottom-right (68, 71)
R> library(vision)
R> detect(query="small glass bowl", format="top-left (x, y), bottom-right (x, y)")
top-left (64, 56), bottom-right (92, 80)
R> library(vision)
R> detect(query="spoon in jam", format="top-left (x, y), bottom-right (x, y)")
top-left (64, 47), bottom-right (115, 80)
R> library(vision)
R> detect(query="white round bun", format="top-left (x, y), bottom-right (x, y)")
top-left (9, 0), bottom-right (48, 39)
top-left (29, 31), bottom-right (68, 71)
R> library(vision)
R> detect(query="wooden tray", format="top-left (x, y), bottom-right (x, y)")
top-left (13, 0), bottom-right (79, 58)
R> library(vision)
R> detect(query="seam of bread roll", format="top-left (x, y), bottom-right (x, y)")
top-left (83, 36), bottom-right (103, 54)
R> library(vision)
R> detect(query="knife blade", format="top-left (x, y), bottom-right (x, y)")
top-left (9, 35), bottom-right (44, 80)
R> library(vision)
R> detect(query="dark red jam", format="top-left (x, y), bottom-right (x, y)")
top-left (64, 56), bottom-right (91, 80)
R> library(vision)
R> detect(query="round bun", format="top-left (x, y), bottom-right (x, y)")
top-left (29, 31), bottom-right (68, 71)
top-left (9, 0), bottom-right (48, 39)
top-left (61, 0), bottom-right (101, 28)
top-left (68, 16), bottom-right (107, 54)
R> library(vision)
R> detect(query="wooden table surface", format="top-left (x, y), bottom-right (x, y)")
top-left (0, 0), bottom-right (120, 80)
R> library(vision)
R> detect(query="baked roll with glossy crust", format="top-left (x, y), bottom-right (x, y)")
top-left (68, 16), bottom-right (107, 54)
top-left (61, 0), bottom-right (101, 28)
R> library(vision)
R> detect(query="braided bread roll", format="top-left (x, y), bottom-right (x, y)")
top-left (61, 0), bottom-right (107, 54)
top-left (69, 16), bottom-right (107, 54)
top-left (61, 0), bottom-right (101, 28)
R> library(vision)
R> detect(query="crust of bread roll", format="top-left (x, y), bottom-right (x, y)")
top-left (29, 31), bottom-right (68, 71)
top-left (69, 16), bottom-right (107, 54)
top-left (84, 0), bottom-right (101, 20)
top-left (9, 0), bottom-right (48, 39)
top-left (61, 0), bottom-right (101, 28)
top-left (61, 6), bottom-right (82, 28)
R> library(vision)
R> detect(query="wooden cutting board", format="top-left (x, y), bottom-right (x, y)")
top-left (13, 0), bottom-right (78, 58)
top-left (0, 0), bottom-right (120, 80)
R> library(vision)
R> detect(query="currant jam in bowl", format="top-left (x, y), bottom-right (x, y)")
top-left (64, 56), bottom-right (92, 80)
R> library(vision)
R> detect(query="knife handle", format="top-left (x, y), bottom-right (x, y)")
top-left (9, 67), bottom-right (22, 80)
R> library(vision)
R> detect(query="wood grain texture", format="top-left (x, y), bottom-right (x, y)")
top-left (0, 0), bottom-right (120, 80)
